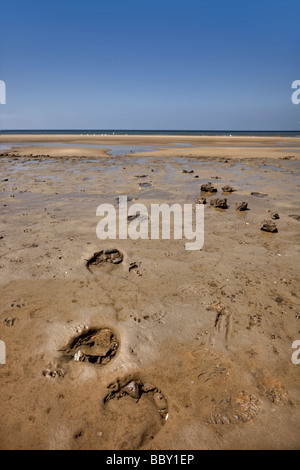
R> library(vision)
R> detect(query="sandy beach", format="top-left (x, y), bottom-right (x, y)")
top-left (0, 134), bottom-right (300, 450)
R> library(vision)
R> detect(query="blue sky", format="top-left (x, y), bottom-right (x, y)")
top-left (0, 0), bottom-right (299, 130)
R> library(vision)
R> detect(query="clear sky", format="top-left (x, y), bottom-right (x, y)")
top-left (0, 0), bottom-right (299, 130)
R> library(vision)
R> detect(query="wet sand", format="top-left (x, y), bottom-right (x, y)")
top-left (0, 135), bottom-right (300, 449)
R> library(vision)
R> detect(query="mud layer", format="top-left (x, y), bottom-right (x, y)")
top-left (0, 137), bottom-right (299, 450)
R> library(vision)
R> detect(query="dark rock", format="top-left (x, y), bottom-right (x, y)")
top-left (124, 381), bottom-right (141, 399)
top-left (261, 220), bottom-right (278, 233)
top-left (210, 198), bottom-right (228, 209)
top-left (270, 212), bottom-right (280, 220)
top-left (222, 185), bottom-right (236, 192)
top-left (236, 202), bottom-right (248, 211)
top-left (201, 182), bottom-right (217, 192)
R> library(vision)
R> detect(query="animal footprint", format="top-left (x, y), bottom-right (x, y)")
top-left (43, 364), bottom-right (65, 379)
top-left (10, 300), bottom-right (27, 308)
top-left (129, 262), bottom-right (142, 276)
top-left (4, 317), bottom-right (18, 327)
top-left (210, 302), bottom-right (233, 347)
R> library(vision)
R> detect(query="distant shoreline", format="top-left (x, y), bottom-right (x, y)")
top-left (1, 129), bottom-right (300, 138)
top-left (1, 133), bottom-right (300, 160)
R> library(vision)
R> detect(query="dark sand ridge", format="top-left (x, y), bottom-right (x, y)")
top-left (0, 136), bottom-right (299, 449)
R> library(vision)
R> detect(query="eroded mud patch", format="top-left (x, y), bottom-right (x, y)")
top-left (63, 327), bottom-right (119, 365)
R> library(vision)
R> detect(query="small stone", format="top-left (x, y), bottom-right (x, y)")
top-left (124, 381), bottom-right (141, 399)
top-left (222, 185), bottom-right (236, 192)
top-left (201, 182), bottom-right (217, 192)
top-left (261, 220), bottom-right (278, 233)
top-left (271, 212), bottom-right (280, 220)
top-left (74, 350), bottom-right (83, 361)
top-left (235, 201), bottom-right (248, 211)
top-left (210, 198), bottom-right (228, 209)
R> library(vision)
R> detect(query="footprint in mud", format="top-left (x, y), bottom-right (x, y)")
top-left (4, 317), bottom-right (18, 327)
top-left (43, 365), bottom-right (66, 379)
top-left (129, 262), bottom-right (142, 276)
top-left (10, 300), bottom-right (27, 308)
top-left (86, 249), bottom-right (123, 272)
top-left (62, 327), bottom-right (119, 366)
top-left (208, 301), bottom-right (233, 347)
top-left (209, 390), bottom-right (260, 425)
top-left (257, 378), bottom-right (290, 406)
top-left (183, 346), bottom-right (261, 426)
top-left (102, 376), bottom-right (168, 449)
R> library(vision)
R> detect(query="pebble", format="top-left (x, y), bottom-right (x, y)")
top-left (235, 201), bottom-right (248, 211)
top-left (222, 185), bottom-right (236, 192)
top-left (261, 220), bottom-right (278, 233)
top-left (201, 182), bottom-right (217, 192)
top-left (210, 198), bottom-right (228, 209)
top-left (124, 381), bottom-right (141, 399)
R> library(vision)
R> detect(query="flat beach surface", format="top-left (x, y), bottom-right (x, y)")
top-left (0, 134), bottom-right (300, 449)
